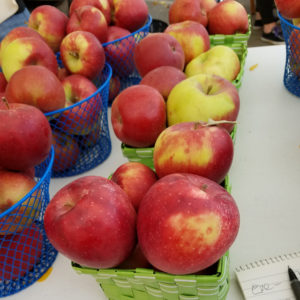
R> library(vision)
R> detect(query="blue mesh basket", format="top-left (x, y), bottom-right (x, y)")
top-left (279, 12), bottom-right (300, 97)
top-left (45, 63), bottom-right (112, 178)
top-left (0, 147), bottom-right (58, 297)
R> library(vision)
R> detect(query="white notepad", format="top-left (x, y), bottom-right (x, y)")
top-left (235, 251), bottom-right (300, 300)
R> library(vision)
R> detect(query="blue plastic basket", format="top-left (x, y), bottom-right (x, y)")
top-left (45, 63), bottom-right (112, 178)
top-left (279, 12), bottom-right (300, 97)
top-left (0, 147), bottom-right (58, 297)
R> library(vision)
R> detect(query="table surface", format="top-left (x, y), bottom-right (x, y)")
top-left (9, 44), bottom-right (300, 300)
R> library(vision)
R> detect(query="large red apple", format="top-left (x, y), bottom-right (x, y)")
top-left (111, 162), bottom-right (158, 210)
top-left (137, 173), bottom-right (240, 274)
top-left (275, 0), bottom-right (300, 19)
top-left (44, 176), bottom-right (136, 268)
top-left (111, 85), bottom-right (166, 147)
top-left (0, 102), bottom-right (52, 171)
top-left (153, 122), bottom-right (234, 183)
top-left (5, 65), bottom-right (66, 113)
top-left (134, 33), bottom-right (185, 77)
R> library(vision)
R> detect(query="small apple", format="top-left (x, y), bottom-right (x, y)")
top-left (0, 102), bottom-right (52, 171)
top-left (0, 72), bottom-right (7, 92)
top-left (109, 74), bottom-right (121, 103)
top-left (111, 161), bottom-right (158, 210)
top-left (5, 65), bottom-right (66, 113)
top-left (274, 0), bottom-right (300, 19)
top-left (185, 45), bottom-right (241, 81)
top-left (60, 31), bottom-right (106, 80)
top-left (137, 173), bottom-right (240, 274)
top-left (134, 33), bottom-right (185, 77)
top-left (67, 5), bottom-right (108, 43)
top-left (111, 85), bottom-right (166, 147)
top-left (139, 66), bottom-right (187, 100)
top-left (167, 74), bottom-right (240, 133)
top-left (44, 176), bottom-right (136, 268)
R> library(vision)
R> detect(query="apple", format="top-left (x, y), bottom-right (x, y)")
top-left (111, 161), bottom-right (158, 210)
top-left (0, 170), bottom-right (41, 235)
top-left (51, 130), bottom-right (81, 173)
top-left (57, 66), bottom-right (70, 81)
top-left (109, 74), bottom-right (121, 103)
top-left (201, 0), bottom-right (217, 13)
top-left (169, 0), bottom-right (208, 27)
top-left (207, 0), bottom-right (249, 35)
top-left (185, 45), bottom-right (241, 81)
top-left (67, 5), bottom-right (108, 43)
top-left (0, 102), bottom-right (52, 171)
top-left (139, 66), bottom-right (186, 100)
top-left (137, 173), bottom-right (240, 274)
top-left (104, 26), bottom-right (136, 78)
top-left (44, 176), bottom-right (136, 268)
top-left (153, 122), bottom-right (234, 183)
top-left (0, 72), bottom-right (7, 92)
top-left (275, 0), bottom-right (300, 19)
top-left (5, 65), bottom-right (66, 113)
top-left (111, 0), bottom-right (148, 32)
top-left (164, 20), bottom-right (210, 64)
top-left (60, 31), bottom-right (106, 80)
top-left (28, 5), bottom-right (69, 52)
top-left (167, 74), bottom-right (240, 133)
top-left (1, 36), bottom-right (58, 81)
top-left (134, 33), bottom-right (185, 77)
top-left (82, 124), bottom-right (102, 147)
top-left (69, 0), bottom-right (111, 25)
top-left (111, 85), bottom-right (166, 147)
top-left (288, 29), bottom-right (300, 77)
top-left (0, 223), bottom-right (43, 280)
top-left (293, 18), bottom-right (300, 27)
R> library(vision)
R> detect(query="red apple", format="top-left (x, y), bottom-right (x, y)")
top-left (137, 173), bottom-right (240, 274)
top-left (134, 33), bottom-right (185, 77)
top-left (275, 0), bottom-right (300, 19)
top-left (0, 102), bottom-right (52, 171)
top-left (57, 67), bottom-right (70, 81)
top-left (140, 66), bottom-right (187, 100)
top-left (67, 5), bottom-right (108, 43)
top-left (111, 162), bottom-right (158, 210)
top-left (69, 0), bottom-right (111, 25)
top-left (201, 0), bottom-right (217, 13)
top-left (288, 29), bottom-right (300, 77)
top-left (0, 72), bottom-right (7, 92)
top-left (153, 122), bottom-right (234, 183)
top-left (111, 0), bottom-right (148, 32)
top-left (60, 31), bottom-right (106, 80)
top-left (207, 0), bottom-right (249, 35)
top-left (109, 74), bottom-right (121, 103)
top-left (44, 176), bottom-right (136, 268)
top-left (0, 223), bottom-right (43, 280)
top-left (111, 85), bottom-right (166, 147)
top-left (5, 65), bottom-right (66, 113)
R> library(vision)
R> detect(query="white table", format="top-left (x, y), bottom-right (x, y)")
top-left (10, 44), bottom-right (300, 300)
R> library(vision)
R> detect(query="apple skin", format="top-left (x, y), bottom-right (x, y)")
top-left (28, 5), bottom-right (69, 53)
top-left (293, 18), bottom-right (300, 27)
top-left (111, 85), bottom-right (166, 148)
top-left (167, 74), bottom-right (240, 133)
top-left (44, 176), bottom-right (136, 268)
top-left (288, 29), bottom-right (300, 77)
top-left (0, 223), bottom-right (43, 280)
top-left (5, 65), bottom-right (66, 113)
top-left (137, 173), bottom-right (240, 275)
top-left (275, 0), bottom-right (300, 19)
top-left (0, 103), bottom-right (52, 171)
top-left (134, 33), bottom-right (185, 77)
top-left (201, 0), bottom-right (217, 13)
top-left (60, 31), bottom-right (106, 80)
top-left (164, 20), bottom-right (210, 65)
top-left (207, 0), bottom-right (249, 35)
top-left (111, 162), bottom-right (158, 210)
top-left (69, 0), bottom-right (111, 25)
top-left (67, 5), bottom-right (108, 43)
top-left (111, 0), bottom-right (148, 32)
top-left (1, 36), bottom-right (58, 81)
top-left (185, 45), bottom-right (241, 81)
top-left (109, 74), bottom-right (121, 103)
top-left (0, 72), bottom-right (7, 92)
top-left (0, 170), bottom-right (41, 235)
top-left (153, 122), bottom-right (234, 183)
top-left (140, 66), bottom-right (187, 100)
top-left (169, 0), bottom-right (208, 27)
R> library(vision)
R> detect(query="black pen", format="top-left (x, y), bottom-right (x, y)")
top-left (288, 266), bottom-right (300, 300)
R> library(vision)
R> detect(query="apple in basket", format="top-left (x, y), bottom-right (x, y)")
top-left (201, 0), bottom-right (217, 14)
top-left (0, 72), bottom-right (7, 92)
top-left (109, 74), bottom-right (121, 103)
top-left (0, 102), bottom-right (52, 171)
top-left (274, 0), bottom-right (300, 19)
top-left (167, 74), bottom-right (240, 133)
top-left (153, 122), bottom-right (234, 184)
top-left (5, 65), bottom-right (66, 113)
top-left (44, 176), bottom-right (136, 268)
top-left (137, 173), bottom-right (240, 274)
top-left (111, 85), bottom-right (166, 148)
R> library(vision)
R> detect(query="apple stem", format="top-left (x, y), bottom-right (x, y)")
top-left (70, 51), bottom-right (80, 59)
top-left (1, 97), bottom-right (9, 109)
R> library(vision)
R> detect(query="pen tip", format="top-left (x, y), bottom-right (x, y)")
top-left (288, 266), bottom-right (298, 281)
